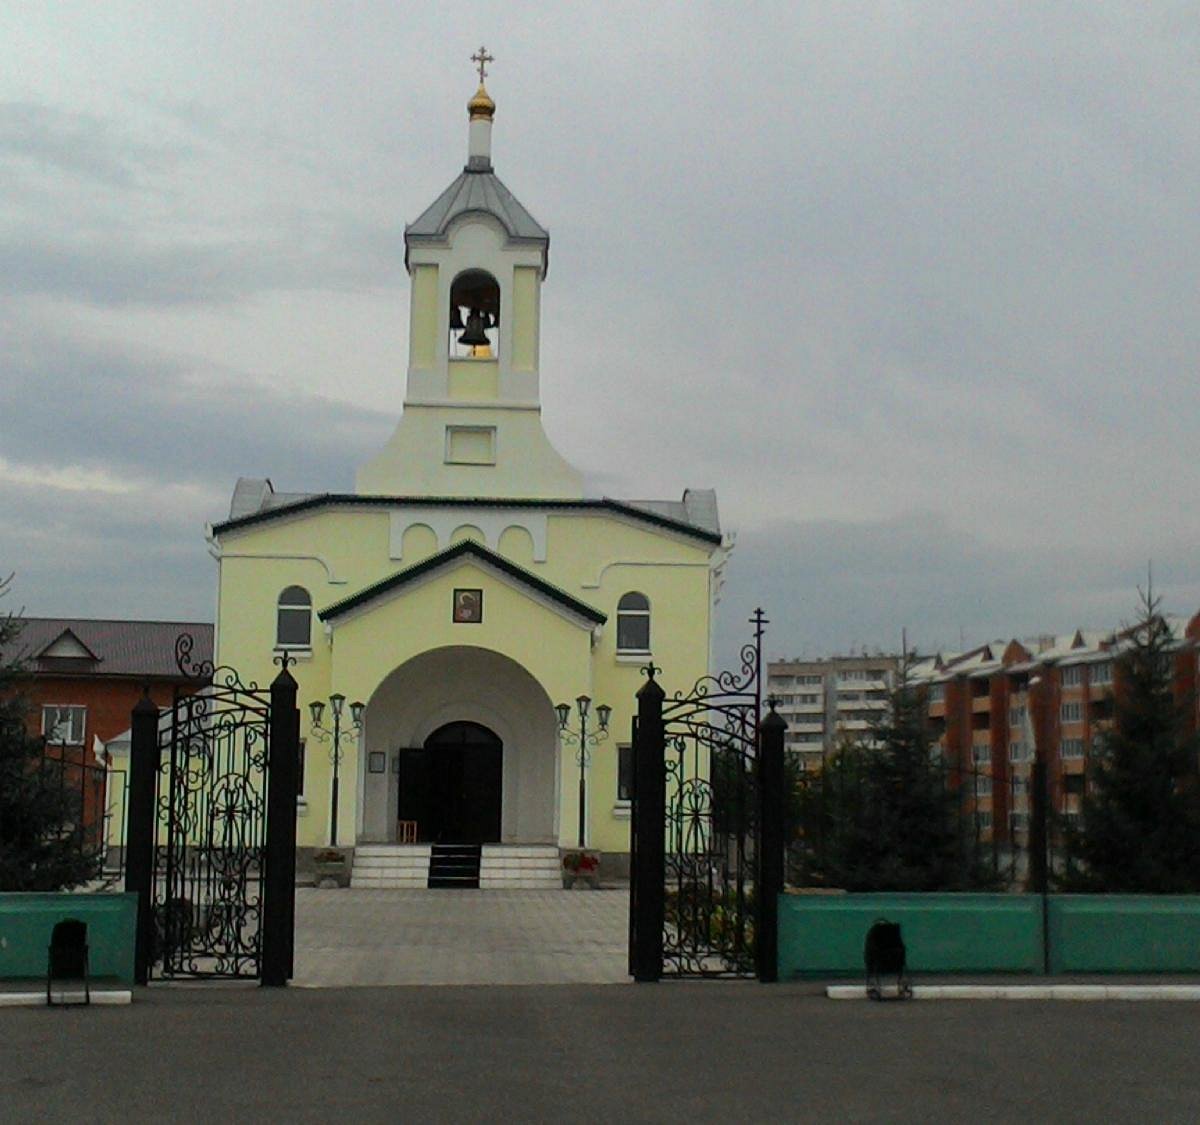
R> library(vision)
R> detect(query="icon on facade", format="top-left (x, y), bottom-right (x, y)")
top-left (453, 588), bottom-right (483, 623)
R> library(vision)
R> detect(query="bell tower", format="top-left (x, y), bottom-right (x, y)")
top-left (356, 50), bottom-right (583, 499)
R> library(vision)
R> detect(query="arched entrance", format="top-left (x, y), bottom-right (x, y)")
top-left (397, 721), bottom-right (503, 844)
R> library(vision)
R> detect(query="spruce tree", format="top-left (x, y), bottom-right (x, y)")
top-left (0, 577), bottom-right (102, 891)
top-left (1061, 589), bottom-right (1200, 892)
top-left (793, 663), bottom-right (996, 891)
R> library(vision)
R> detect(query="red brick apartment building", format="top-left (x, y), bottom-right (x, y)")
top-left (4, 618), bottom-right (213, 846)
top-left (911, 611), bottom-right (1200, 844)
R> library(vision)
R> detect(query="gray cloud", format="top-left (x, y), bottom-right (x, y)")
top-left (1, 3), bottom-right (1198, 654)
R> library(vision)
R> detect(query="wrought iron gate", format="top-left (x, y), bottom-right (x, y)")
top-left (630, 609), bottom-right (785, 981)
top-left (124, 635), bottom-right (299, 984)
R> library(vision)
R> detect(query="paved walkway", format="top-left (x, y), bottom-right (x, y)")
top-left (293, 887), bottom-right (630, 986)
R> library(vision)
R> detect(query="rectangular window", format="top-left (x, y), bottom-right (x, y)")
top-left (1010, 812), bottom-right (1030, 831)
top-left (616, 613), bottom-right (650, 652)
top-left (1009, 741), bottom-right (1029, 763)
top-left (1091, 662), bottom-right (1112, 685)
top-left (1012, 777), bottom-right (1030, 796)
top-left (1061, 665), bottom-right (1084, 687)
top-left (1061, 738), bottom-right (1085, 759)
top-left (974, 810), bottom-right (993, 830)
top-left (928, 684), bottom-right (945, 703)
top-left (1061, 702), bottom-right (1082, 723)
top-left (798, 675), bottom-right (823, 686)
top-left (41, 705), bottom-right (86, 745)
top-left (1009, 706), bottom-right (1027, 729)
top-left (972, 775), bottom-right (993, 796)
top-left (617, 744), bottom-right (633, 802)
top-left (972, 743), bottom-right (990, 763)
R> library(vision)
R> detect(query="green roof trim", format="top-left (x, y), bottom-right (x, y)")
top-left (211, 494), bottom-right (722, 545)
top-left (318, 539), bottom-right (607, 625)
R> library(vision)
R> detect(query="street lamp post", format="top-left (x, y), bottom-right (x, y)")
top-left (308, 693), bottom-right (364, 848)
top-left (555, 695), bottom-right (612, 849)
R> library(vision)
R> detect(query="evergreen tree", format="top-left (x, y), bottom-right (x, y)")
top-left (792, 664), bottom-right (997, 891)
top-left (1061, 589), bottom-right (1200, 892)
top-left (0, 577), bottom-right (102, 891)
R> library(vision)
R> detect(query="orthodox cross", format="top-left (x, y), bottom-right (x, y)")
top-left (471, 46), bottom-right (494, 83)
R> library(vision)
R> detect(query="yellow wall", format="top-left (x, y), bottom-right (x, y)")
top-left (215, 505), bottom-right (715, 851)
top-left (410, 265), bottom-right (438, 368)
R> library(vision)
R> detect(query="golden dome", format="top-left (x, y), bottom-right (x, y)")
top-left (468, 82), bottom-right (495, 120)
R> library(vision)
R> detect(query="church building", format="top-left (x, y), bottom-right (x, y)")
top-left (208, 59), bottom-right (729, 886)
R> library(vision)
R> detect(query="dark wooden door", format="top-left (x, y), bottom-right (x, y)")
top-left (399, 723), bottom-right (502, 843)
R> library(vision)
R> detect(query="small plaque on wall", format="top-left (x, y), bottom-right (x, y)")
top-left (453, 587), bottom-right (483, 623)
top-left (368, 751), bottom-right (386, 774)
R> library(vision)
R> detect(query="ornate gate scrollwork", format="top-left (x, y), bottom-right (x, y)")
top-left (152, 637), bottom-right (272, 979)
top-left (632, 610), bottom-right (783, 981)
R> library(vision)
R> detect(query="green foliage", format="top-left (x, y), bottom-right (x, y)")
top-left (1060, 589), bottom-right (1200, 892)
top-left (789, 666), bottom-right (999, 892)
top-left (0, 578), bottom-right (102, 891)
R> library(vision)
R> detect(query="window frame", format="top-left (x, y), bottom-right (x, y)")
top-left (276, 585), bottom-right (313, 649)
top-left (41, 704), bottom-right (87, 745)
top-left (615, 592), bottom-right (651, 654)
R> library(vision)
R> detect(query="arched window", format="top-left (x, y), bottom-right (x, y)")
top-left (449, 269), bottom-right (500, 358)
top-left (276, 586), bottom-right (312, 648)
top-left (616, 592), bottom-right (651, 652)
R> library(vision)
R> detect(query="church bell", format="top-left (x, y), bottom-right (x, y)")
top-left (458, 308), bottom-right (490, 348)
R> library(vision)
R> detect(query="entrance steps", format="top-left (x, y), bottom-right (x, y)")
top-left (351, 845), bottom-right (431, 889)
top-left (349, 844), bottom-right (562, 890)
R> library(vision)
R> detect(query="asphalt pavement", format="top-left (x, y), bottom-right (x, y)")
top-left (5, 981), bottom-right (1200, 1123)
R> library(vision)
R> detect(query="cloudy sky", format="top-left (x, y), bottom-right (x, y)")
top-left (2, 3), bottom-right (1197, 667)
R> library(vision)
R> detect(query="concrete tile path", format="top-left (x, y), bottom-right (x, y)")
top-left (293, 887), bottom-right (630, 986)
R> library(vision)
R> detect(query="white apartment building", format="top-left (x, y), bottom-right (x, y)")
top-left (767, 655), bottom-right (899, 769)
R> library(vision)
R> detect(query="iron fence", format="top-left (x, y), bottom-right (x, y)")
top-left (35, 743), bottom-right (128, 888)
top-left (785, 753), bottom-right (1079, 893)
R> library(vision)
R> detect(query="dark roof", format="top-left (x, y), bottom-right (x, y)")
top-left (211, 494), bottom-right (723, 545)
top-left (6, 618), bottom-right (214, 679)
top-left (319, 540), bottom-right (606, 625)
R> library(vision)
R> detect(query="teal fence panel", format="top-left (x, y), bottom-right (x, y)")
top-left (778, 893), bottom-right (1044, 978)
top-left (1048, 896), bottom-right (1200, 974)
top-left (0, 893), bottom-right (138, 984)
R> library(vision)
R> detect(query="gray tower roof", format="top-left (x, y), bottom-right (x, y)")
top-left (404, 169), bottom-right (549, 274)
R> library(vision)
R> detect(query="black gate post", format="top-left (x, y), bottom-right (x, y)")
top-left (756, 703), bottom-right (787, 983)
top-left (632, 670), bottom-right (666, 982)
top-left (262, 663), bottom-right (300, 987)
top-left (125, 691), bottom-right (160, 985)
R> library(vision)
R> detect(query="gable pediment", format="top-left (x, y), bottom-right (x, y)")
top-left (318, 540), bottom-right (606, 631)
top-left (38, 629), bottom-right (99, 661)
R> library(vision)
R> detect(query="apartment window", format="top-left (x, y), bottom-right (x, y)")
top-left (928, 684), bottom-right (945, 703)
top-left (972, 743), bottom-right (990, 764)
top-left (972, 775), bottom-right (993, 796)
top-left (1091, 661), bottom-right (1112, 685)
top-left (839, 692), bottom-right (862, 703)
top-left (1012, 777), bottom-right (1030, 796)
top-left (276, 586), bottom-right (312, 648)
top-left (616, 592), bottom-right (651, 652)
top-left (1061, 702), bottom-right (1082, 723)
top-left (1009, 741), bottom-right (1030, 763)
top-left (1010, 812), bottom-right (1030, 831)
top-left (41, 705), bottom-right (86, 745)
top-left (1061, 665), bottom-right (1084, 687)
top-left (798, 675), bottom-right (823, 686)
top-left (1009, 706), bottom-right (1027, 729)
top-left (1061, 738), bottom-right (1085, 760)
top-left (975, 811), bottom-right (993, 830)
top-left (617, 744), bottom-right (633, 802)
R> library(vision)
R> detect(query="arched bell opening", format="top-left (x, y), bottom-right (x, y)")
top-left (449, 269), bottom-right (500, 358)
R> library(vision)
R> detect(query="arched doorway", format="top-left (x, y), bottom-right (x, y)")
top-left (397, 721), bottom-right (503, 843)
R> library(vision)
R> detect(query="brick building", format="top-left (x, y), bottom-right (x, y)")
top-left (909, 610), bottom-right (1200, 844)
top-left (5, 618), bottom-right (213, 854)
